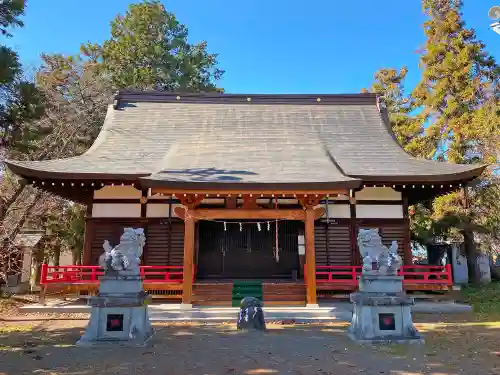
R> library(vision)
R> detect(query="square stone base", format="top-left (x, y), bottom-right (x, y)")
top-left (348, 298), bottom-right (423, 344)
top-left (77, 305), bottom-right (154, 347)
top-left (347, 332), bottom-right (424, 345)
top-left (348, 274), bottom-right (423, 345)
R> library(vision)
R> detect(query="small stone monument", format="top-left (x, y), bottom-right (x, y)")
top-left (77, 228), bottom-right (154, 347)
top-left (348, 228), bottom-right (423, 344)
top-left (236, 297), bottom-right (266, 331)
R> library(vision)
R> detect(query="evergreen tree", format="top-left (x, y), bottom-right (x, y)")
top-left (367, 67), bottom-right (425, 156)
top-left (81, 0), bottom-right (224, 92)
top-left (0, 0), bottom-right (44, 158)
top-left (413, 0), bottom-right (498, 163)
top-left (412, 0), bottom-right (499, 281)
top-left (0, 0), bottom-right (24, 36)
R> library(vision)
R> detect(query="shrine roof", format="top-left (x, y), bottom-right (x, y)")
top-left (5, 91), bottom-right (486, 190)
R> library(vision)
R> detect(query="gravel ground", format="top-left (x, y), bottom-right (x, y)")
top-left (1, 298), bottom-right (500, 375)
top-left (0, 316), bottom-right (499, 374)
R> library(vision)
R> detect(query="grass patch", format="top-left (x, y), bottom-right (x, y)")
top-left (462, 282), bottom-right (500, 318)
top-left (0, 324), bottom-right (34, 333)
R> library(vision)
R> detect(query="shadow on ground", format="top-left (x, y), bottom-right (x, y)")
top-left (1, 315), bottom-right (500, 375)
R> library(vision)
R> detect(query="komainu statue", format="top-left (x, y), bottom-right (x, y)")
top-left (99, 228), bottom-right (146, 275)
top-left (358, 228), bottom-right (402, 275)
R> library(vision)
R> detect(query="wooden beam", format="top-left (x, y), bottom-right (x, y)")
top-left (182, 216), bottom-right (195, 305)
top-left (305, 208), bottom-right (317, 306)
top-left (151, 188), bottom-right (349, 197)
top-left (174, 207), bottom-right (325, 221)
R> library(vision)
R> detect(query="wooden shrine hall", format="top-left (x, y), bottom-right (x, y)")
top-left (5, 91), bottom-right (485, 307)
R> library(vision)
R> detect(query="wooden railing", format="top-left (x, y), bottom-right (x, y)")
top-left (399, 265), bottom-right (453, 285)
top-left (307, 264), bottom-right (452, 288)
top-left (41, 263), bottom-right (452, 290)
top-left (40, 264), bottom-right (194, 285)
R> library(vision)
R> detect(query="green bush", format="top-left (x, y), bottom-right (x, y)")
top-left (462, 283), bottom-right (500, 316)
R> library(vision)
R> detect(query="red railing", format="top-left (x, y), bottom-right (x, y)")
top-left (308, 264), bottom-right (452, 287)
top-left (40, 264), bottom-right (195, 285)
top-left (314, 266), bottom-right (361, 287)
top-left (399, 265), bottom-right (453, 285)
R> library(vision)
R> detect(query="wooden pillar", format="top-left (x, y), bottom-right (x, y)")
top-left (140, 190), bottom-right (149, 263)
top-left (182, 214), bottom-right (195, 306)
top-left (305, 207), bottom-right (317, 306)
top-left (83, 219), bottom-right (93, 265)
top-left (402, 195), bottom-right (412, 265)
top-left (82, 194), bottom-right (94, 266)
top-left (349, 189), bottom-right (359, 265)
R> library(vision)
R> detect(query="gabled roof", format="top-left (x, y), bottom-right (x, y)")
top-left (5, 91), bottom-right (486, 190)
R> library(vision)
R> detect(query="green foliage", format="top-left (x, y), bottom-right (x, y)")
top-left (82, 0), bottom-right (224, 91)
top-left (0, 1), bottom-right (44, 156)
top-left (402, 2), bottom-right (500, 278)
top-left (0, 0), bottom-right (25, 37)
top-left (413, 0), bottom-right (498, 163)
top-left (462, 283), bottom-right (500, 317)
top-left (367, 67), bottom-right (427, 156)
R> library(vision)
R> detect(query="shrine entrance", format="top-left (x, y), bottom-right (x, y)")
top-left (196, 220), bottom-right (302, 280)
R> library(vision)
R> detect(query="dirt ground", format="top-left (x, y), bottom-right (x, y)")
top-left (1, 306), bottom-right (500, 375)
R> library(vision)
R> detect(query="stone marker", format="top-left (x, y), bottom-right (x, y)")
top-left (237, 296), bottom-right (266, 331)
top-left (77, 228), bottom-right (154, 347)
top-left (348, 228), bottom-right (423, 344)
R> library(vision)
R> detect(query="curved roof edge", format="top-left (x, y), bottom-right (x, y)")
top-left (4, 160), bottom-right (149, 181)
top-left (351, 165), bottom-right (488, 183)
top-left (5, 158), bottom-right (487, 186)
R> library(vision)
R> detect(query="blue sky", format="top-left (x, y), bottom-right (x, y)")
top-left (4, 0), bottom-right (499, 94)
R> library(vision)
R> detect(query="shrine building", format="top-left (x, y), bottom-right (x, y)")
top-left (5, 91), bottom-right (485, 307)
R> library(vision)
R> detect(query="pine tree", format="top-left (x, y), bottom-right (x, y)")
top-left (81, 0), bottom-right (224, 92)
top-left (413, 0), bottom-right (498, 163)
top-left (412, 0), bottom-right (499, 282)
top-left (367, 67), bottom-right (425, 156)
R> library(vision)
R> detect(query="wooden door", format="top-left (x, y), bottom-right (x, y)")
top-left (197, 220), bottom-right (301, 279)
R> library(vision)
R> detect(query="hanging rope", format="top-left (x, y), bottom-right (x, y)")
top-left (185, 212), bottom-right (289, 225)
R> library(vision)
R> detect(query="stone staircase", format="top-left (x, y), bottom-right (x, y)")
top-left (262, 282), bottom-right (306, 306)
top-left (192, 283), bottom-right (233, 306)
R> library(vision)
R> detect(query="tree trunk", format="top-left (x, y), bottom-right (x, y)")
top-left (72, 251), bottom-right (79, 265)
top-left (53, 247), bottom-right (60, 267)
top-left (0, 184), bottom-right (25, 222)
top-left (33, 248), bottom-right (45, 285)
top-left (462, 229), bottom-right (481, 283)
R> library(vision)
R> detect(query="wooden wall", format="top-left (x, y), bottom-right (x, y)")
top-left (85, 186), bottom-right (410, 268)
top-left (314, 223), bottom-right (352, 266)
top-left (314, 219), bottom-right (409, 266)
top-left (86, 218), bottom-right (184, 266)
top-left (145, 220), bottom-right (184, 266)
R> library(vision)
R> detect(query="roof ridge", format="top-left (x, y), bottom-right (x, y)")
top-left (115, 90), bottom-right (379, 106)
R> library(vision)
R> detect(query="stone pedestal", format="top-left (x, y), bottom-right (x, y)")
top-left (348, 275), bottom-right (423, 344)
top-left (77, 276), bottom-right (154, 347)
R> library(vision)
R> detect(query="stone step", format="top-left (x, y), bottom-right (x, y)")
top-left (18, 301), bottom-right (472, 319)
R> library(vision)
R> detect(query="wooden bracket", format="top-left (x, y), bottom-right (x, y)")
top-left (241, 194), bottom-right (258, 209)
top-left (178, 194), bottom-right (204, 209)
top-left (297, 195), bottom-right (322, 209)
